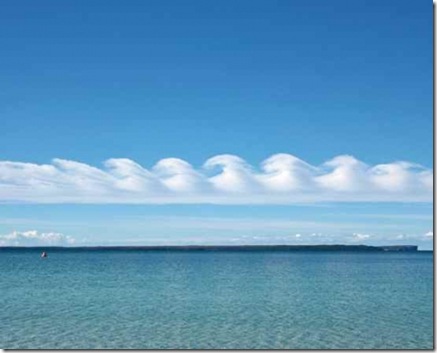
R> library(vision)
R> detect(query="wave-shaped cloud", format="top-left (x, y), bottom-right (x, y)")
top-left (0, 230), bottom-right (75, 246)
top-left (0, 154), bottom-right (432, 204)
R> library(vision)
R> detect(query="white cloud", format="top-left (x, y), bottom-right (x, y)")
top-left (205, 154), bottom-right (259, 193)
top-left (153, 158), bottom-right (207, 193)
top-left (425, 231), bottom-right (433, 238)
top-left (0, 230), bottom-right (75, 246)
top-left (259, 154), bottom-right (317, 192)
top-left (352, 233), bottom-right (371, 241)
top-left (0, 154), bottom-right (432, 204)
top-left (317, 155), bottom-right (369, 192)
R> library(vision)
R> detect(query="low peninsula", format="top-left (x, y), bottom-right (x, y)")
top-left (0, 245), bottom-right (419, 252)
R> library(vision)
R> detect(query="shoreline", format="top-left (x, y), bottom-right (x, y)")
top-left (0, 244), bottom-right (421, 252)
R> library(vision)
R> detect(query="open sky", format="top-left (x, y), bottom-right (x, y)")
top-left (0, 0), bottom-right (433, 248)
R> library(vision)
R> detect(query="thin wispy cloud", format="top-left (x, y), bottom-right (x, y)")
top-left (0, 226), bottom-right (431, 247)
top-left (171, 231), bottom-right (431, 246)
top-left (109, 215), bottom-right (418, 232)
top-left (0, 154), bottom-right (432, 204)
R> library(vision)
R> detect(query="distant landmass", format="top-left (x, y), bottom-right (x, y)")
top-left (0, 245), bottom-right (419, 252)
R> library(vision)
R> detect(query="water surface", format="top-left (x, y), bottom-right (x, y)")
top-left (0, 249), bottom-right (433, 349)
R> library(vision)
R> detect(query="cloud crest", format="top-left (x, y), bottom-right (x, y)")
top-left (0, 230), bottom-right (75, 246)
top-left (0, 154), bottom-right (432, 204)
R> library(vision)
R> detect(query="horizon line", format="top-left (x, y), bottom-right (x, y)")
top-left (0, 244), bottom-right (425, 251)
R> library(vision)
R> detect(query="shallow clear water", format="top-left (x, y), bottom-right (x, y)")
top-left (0, 249), bottom-right (433, 349)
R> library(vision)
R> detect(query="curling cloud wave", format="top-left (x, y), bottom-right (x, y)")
top-left (0, 154), bottom-right (432, 204)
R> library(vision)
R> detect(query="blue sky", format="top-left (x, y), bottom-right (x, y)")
top-left (0, 0), bottom-right (433, 248)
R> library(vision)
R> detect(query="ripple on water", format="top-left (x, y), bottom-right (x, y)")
top-left (0, 250), bottom-right (433, 349)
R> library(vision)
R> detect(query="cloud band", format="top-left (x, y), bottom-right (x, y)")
top-left (0, 154), bottom-right (432, 204)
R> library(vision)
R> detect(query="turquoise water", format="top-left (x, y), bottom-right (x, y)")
top-left (0, 249), bottom-right (433, 349)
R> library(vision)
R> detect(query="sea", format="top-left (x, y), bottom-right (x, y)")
top-left (0, 248), bottom-right (433, 349)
